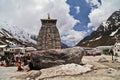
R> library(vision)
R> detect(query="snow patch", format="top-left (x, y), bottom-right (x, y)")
top-left (95, 36), bottom-right (102, 40)
top-left (102, 21), bottom-right (111, 31)
top-left (89, 39), bottom-right (94, 42)
top-left (0, 45), bottom-right (7, 48)
top-left (6, 40), bottom-right (13, 44)
top-left (82, 42), bottom-right (86, 44)
top-left (110, 28), bottom-right (119, 36)
top-left (0, 28), bottom-right (12, 38)
top-left (89, 36), bottom-right (102, 42)
top-left (102, 21), bottom-right (109, 28)
top-left (115, 22), bottom-right (120, 26)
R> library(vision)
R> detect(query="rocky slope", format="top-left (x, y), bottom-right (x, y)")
top-left (0, 28), bottom-right (35, 47)
top-left (0, 20), bottom-right (37, 44)
top-left (77, 10), bottom-right (120, 47)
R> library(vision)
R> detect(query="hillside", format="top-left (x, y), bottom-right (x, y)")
top-left (0, 20), bottom-right (37, 44)
top-left (77, 10), bottom-right (120, 47)
top-left (0, 28), bottom-right (36, 47)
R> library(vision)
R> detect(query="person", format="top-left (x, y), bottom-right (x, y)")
top-left (5, 57), bottom-right (10, 67)
top-left (109, 48), bottom-right (114, 61)
top-left (17, 62), bottom-right (23, 71)
top-left (0, 60), bottom-right (6, 66)
top-left (0, 56), bottom-right (1, 61)
top-left (93, 50), bottom-right (96, 57)
top-left (16, 59), bottom-right (23, 71)
top-left (28, 61), bottom-right (34, 70)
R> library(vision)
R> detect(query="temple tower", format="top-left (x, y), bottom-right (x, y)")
top-left (37, 15), bottom-right (61, 50)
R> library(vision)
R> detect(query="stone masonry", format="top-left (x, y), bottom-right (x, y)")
top-left (37, 15), bottom-right (61, 50)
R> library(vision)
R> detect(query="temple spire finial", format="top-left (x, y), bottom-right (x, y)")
top-left (48, 13), bottom-right (50, 19)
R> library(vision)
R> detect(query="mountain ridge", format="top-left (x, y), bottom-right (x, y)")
top-left (77, 10), bottom-right (120, 47)
top-left (0, 20), bottom-right (37, 44)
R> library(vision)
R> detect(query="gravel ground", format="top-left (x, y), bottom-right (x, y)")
top-left (0, 55), bottom-right (120, 80)
top-left (0, 66), bottom-right (26, 80)
top-left (41, 55), bottom-right (120, 80)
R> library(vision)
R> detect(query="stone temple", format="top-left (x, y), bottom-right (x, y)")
top-left (37, 15), bottom-right (61, 50)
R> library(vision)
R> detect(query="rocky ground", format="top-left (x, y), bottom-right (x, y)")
top-left (0, 55), bottom-right (120, 80)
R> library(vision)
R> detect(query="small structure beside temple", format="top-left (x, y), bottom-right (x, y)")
top-left (37, 14), bottom-right (61, 50)
top-left (113, 42), bottom-right (120, 57)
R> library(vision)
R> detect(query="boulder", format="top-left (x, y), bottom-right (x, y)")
top-left (30, 47), bottom-right (85, 69)
top-left (36, 63), bottom-right (93, 79)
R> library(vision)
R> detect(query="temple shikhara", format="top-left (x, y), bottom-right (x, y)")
top-left (37, 14), bottom-right (61, 50)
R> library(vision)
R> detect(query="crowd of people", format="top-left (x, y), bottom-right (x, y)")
top-left (0, 53), bottom-right (33, 71)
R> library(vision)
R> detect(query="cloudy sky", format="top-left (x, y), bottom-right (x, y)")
top-left (0, 0), bottom-right (120, 46)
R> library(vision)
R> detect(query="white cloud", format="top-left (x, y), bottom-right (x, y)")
top-left (85, 0), bottom-right (101, 8)
top-left (88, 0), bottom-right (120, 30)
top-left (62, 30), bottom-right (86, 46)
top-left (0, 0), bottom-right (85, 46)
top-left (75, 6), bottom-right (80, 14)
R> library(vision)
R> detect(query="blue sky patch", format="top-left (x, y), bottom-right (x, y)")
top-left (66, 0), bottom-right (102, 33)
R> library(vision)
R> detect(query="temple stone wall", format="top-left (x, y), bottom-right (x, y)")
top-left (37, 17), bottom-right (61, 50)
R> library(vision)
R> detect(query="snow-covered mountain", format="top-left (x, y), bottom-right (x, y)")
top-left (0, 28), bottom-right (12, 38)
top-left (0, 20), bottom-right (37, 44)
top-left (0, 20), bottom-right (68, 48)
top-left (0, 28), bottom-right (24, 46)
top-left (77, 10), bottom-right (120, 47)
